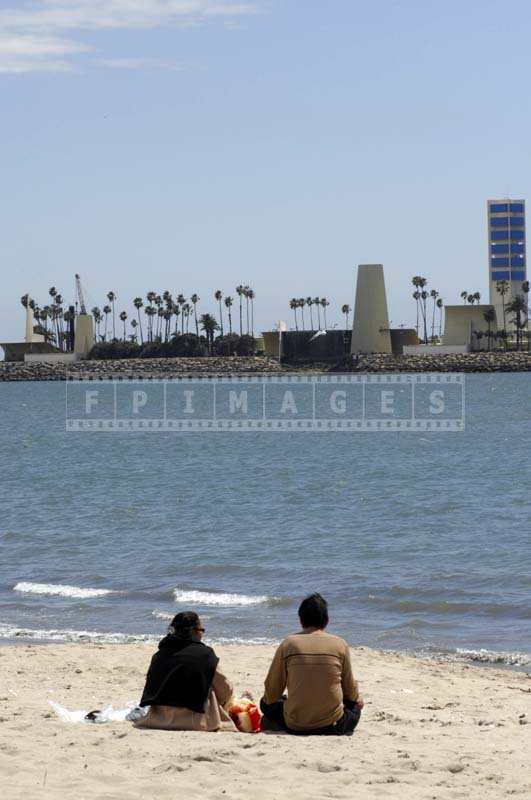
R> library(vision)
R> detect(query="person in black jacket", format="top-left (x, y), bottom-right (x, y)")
top-left (135, 611), bottom-right (235, 731)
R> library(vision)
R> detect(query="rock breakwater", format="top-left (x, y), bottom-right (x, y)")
top-left (1, 352), bottom-right (530, 381)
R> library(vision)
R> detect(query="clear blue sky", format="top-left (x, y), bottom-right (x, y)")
top-left (1, 0), bottom-right (530, 342)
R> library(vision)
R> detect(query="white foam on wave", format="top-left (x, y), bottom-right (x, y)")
top-left (0, 623), bottom-right (156, 645)
top-left (173, 588), bottom-right (273, 607)
top-left (0, 623), bottom-right (274, 647)
top-left (455, 648), bottom-right (530, 667)
top-left (13, 582), bottom-right (115, 600)
top-left (151, 610), bottom-right (173, 620)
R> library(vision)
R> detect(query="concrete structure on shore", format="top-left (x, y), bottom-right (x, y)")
top-left (0, 299), bottom-right (60, 362)
top-left (74, 314), bottom-right (94, 358)
top-left (443, 304), bottom-right (498, 350)
top-left (1, 296), bottom-right (94, 363)
top-left (350, 264), bottom-right (392, 355)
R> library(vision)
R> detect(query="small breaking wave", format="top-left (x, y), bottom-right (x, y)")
top-left (0, 624), bottom-right (156, 645)
top-left (172, 589), bottom-right (285, 607)
top-left (0, 623), bottom-right (275, 647)
top-left (13, 582), bottom-right (115, 600)
top-left (454, 648), bottom-right (530, 667)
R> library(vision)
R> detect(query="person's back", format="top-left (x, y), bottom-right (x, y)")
top-left (269, 630), bottom-right (354, 731)
top-left (261, 593), bottom-right (363, 736)
top-left (135, 611), bottom-right (236, 732)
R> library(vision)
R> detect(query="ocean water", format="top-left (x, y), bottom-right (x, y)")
top-left (0, 375), bottom-right (530, 669)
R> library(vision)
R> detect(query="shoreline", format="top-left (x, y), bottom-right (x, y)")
top-left (0, 627), bottom-right (529, 672)
top-left (1, 352), bottom-right (531, 381)
top-left (1, 642), bottom-right (530, 799)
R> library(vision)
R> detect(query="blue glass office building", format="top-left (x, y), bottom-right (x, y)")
top-left (488, 199), bottom-right (527, 325)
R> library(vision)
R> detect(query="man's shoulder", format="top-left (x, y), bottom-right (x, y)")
top-left (280, 631), bottom-right (349, 653)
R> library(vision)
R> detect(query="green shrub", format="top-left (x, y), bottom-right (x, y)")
top-left (213, 333), bottom-right (240, 356)
top-left (235, 334), bottom-right (256, 356)
top-left (89, 341), bottom-right (142, 360)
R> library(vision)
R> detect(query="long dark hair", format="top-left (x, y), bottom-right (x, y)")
top-left (167, 611), bottom-right (200, 641)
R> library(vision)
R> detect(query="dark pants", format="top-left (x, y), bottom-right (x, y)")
top-left (260, 697), bottom-right (361, 736)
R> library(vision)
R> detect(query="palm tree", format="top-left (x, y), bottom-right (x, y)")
top-left (460, 290), bottom-right (468, 305)
top-left (320, 298), bottom-right (330, 328)
top-left (39, 305), bottom-right (49, 338)
top-left (298, 298), bottom-right (306, 331)
top-left (183, 303), bottom-right (192, 334)
top-left (102, 305), bottom-right (111, 341)
top-left (436, 297), bottom-right (444, 338)
top-left (248, 288), bottom-right (255, 336)
top-left (130, 318), bottom-right (138, 342)
top-left (214, 290), bottom-right (224, 336)
top-left (54, 294), bottom-right (64, 349)
top-left (145, 305), bottom-right (156, 341)
top-left (306, 297), bottom-right (314, 330)
top-left (191, 293), bottom-right (200, 336)
top-left (107, 291), bottom-right (116, 340)
top-left (243, 286), bottom-right (251, 335)
top-left (289, 298), bottom-right (299, 331)
top-left (154, 295), bottom-right (163, 339)
top-left (412, 277), bottom-right (428, 342)
top-left (522, 280), bottom-right (530, 332)
top-left (173, 303), bottom-right (184, 336)
top-left (236, 285), bottom-right (244, 335)
top-left (419, 290), bottom-right (429, 343)
top-left (165, 309), bottom-right (173, 341)
top-left (496, 280), bottom-right (510, 334)
top-left (473, 291), bottom-right (481, 304)
top-left (200, 313), bottom-right (219, 353)
top-left (119, 311), bottom-right (128, 341)
top-left (412, 290), bottom-right (421, 337)
top-left (63, 308), bottom-right (74, 350)
top-left (155, 306), bottom-right (164, 340)
top-left (91, 307), bottom-right (102, 342)
top-left (506, 294), bottom-right (528, 350)
top-left (483, 308), bottom-right (495, 351)
top-left (133, 297), bottom-right (144, 344)
top-left (341, 304), bottom-right (351, 329)
top-left (430, 289), bottom-right (439, 341)
top-left (314, 296), bottom-right (321, 329)
top-left (224, 296), bottom-right (233, 335)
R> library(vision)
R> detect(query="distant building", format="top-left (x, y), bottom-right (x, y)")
top-left (350, 264), bottom-right (392, 355)
top-left (487, 199), bottom-right (527, 327)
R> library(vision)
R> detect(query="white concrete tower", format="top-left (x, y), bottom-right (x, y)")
top-left (350, 264), bottom-right (392, 354)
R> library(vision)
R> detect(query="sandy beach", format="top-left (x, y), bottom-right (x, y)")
top-left (0, 642), bottom-right (529, 799)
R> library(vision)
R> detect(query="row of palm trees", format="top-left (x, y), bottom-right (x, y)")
top-left (411, 276), bottom-right (444, 343)
top-left (22, 285), bottom-right (257, 347)
top-left (97, 286), bottom-right (256, 344)
top-left (288, 297), bottom-right (346, 331)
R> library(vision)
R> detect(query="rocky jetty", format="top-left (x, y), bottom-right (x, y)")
top-left (1, 352), bottom-right (530, 381)
top-left (0, 356), bottom-right (283, 382)
top-left (347, 352), bottom-right (531, 373)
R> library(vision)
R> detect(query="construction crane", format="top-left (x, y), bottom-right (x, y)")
top-left (75, 273), bottom-right (87, 315)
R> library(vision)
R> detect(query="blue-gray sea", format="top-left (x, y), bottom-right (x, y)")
top-left (0, 375), bottom-right (530, 669)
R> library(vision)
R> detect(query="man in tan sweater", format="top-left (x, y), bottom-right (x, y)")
top-left (261, 593), bottom-right (363, 735)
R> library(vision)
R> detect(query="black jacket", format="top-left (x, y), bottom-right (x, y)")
top-left (140, 635), bottom-right (219, 713)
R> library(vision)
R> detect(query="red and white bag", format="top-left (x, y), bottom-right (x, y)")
top-left (228, 698), bottom-right (262, 733)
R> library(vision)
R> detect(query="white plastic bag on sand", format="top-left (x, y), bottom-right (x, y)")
top-left (48, 700), bottom-right (142, 723)
top-left (49, 701), bottom-right (88, 723)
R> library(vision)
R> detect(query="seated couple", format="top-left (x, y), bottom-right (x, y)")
top-left (135, 593), bottom-right (363, 736)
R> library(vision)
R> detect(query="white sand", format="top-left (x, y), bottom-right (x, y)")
top-left (1, 642), bottom-right (530, 799)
